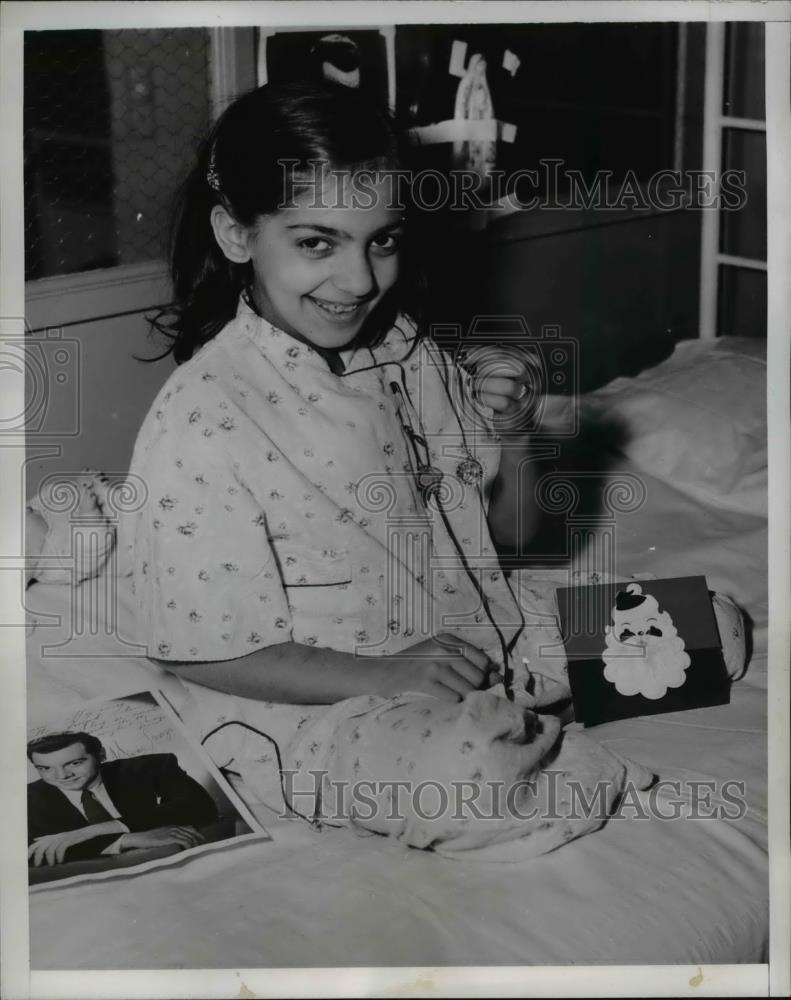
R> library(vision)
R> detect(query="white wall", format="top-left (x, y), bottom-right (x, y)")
top-left (25, 309), bottom-right (175, 499)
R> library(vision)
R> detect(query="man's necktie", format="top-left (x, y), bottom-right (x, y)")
top-left (81, 789), bottom-right (114, 824)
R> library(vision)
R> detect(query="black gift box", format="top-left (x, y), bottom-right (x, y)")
top-left (556, 576), bottom-right (731, 727)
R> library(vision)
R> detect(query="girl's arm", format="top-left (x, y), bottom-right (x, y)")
top-left (160, 634), bottom-right (494, 705)
top-left (459, 349), bottom-right (541, 554)
top-left (468, 357), bottom-right (575, 554)
top-left (165, 643), bottom-right (389, 704)
top-left (486, 433), bottom-right (540, 553)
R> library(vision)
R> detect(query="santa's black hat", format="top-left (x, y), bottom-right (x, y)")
top-left (614, 585), bottom-right (647, 611)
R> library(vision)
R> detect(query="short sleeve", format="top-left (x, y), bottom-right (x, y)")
top-left (129, 400), bottom-right (293, 663)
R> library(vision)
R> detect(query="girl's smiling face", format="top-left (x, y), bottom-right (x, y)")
top-left (244, 175), bottom-right (403, 352)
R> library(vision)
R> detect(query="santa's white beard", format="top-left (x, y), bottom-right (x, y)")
top-left (602, 635), bottom-right (691, 700)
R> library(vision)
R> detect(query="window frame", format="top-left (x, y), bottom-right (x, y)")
top-left (24, 27), bottom-right (256, 333)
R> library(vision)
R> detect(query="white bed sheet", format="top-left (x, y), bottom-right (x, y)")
top-left (27, 688), bottom-right (766, 969)
top-left (25, 454), bottom-right (768, 969)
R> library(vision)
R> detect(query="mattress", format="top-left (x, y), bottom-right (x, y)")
top-left (24, 338), bottom-right (769, 969)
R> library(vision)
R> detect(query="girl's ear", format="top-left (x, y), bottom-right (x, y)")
top-left (210, 205), bottom-right (253, 264)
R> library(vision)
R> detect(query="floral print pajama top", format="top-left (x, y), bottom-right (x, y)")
top-left (128, 295), bottom-right (552, 686)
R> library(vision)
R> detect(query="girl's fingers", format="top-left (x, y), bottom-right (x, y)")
top-left (476, 375), bottom-right (528, 399)
top-left (434, 634), bottom-right (490, 669)
top-left (460, 644), bottom-right (490, 671)
top-left (437, 661), bottom-right (481, 696)
top-left (426, 681), bottom-right (463, 703)
top-left (450, 659), bottom-right (488, 690)
top-left (436, 669), bottom-right (475, 701)
top-left (464, 347), bottom-right (533, 380)
top-left (450, 657), bottom-right (489, 687)
top-left (478, 392), bottom-right (515, 413)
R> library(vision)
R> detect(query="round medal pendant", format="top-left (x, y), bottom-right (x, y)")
top-left (456, 456), bottom-right (483, 486)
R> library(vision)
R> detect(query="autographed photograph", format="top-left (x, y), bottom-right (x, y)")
top-left (26, 690), bottom-right (267, 891)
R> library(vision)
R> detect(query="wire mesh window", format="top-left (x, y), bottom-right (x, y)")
top-left (24, 28), bottom-right (211, 282)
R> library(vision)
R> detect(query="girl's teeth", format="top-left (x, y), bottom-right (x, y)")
top-left (313, 299), bottom-right (358, 314)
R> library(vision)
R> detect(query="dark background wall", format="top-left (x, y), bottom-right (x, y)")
top-left (397, 23), bottom-right (680, 187)
top-left (394, 22), bottom-right (708, 391)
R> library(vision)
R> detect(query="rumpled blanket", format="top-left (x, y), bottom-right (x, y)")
top-left (212, 685), bottom-right (654, 863)
top-left (282, 690), bottom-right (654, 860)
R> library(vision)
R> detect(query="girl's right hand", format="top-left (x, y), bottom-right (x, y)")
top-left (372, 633), bottom-right (497, 702)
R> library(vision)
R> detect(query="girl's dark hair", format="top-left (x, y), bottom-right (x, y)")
top-left (150, 80), bottom-right (426, 364)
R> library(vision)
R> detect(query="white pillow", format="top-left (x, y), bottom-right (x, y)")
top-left (26, 471), bottom-right (117, 585)
top-left (582, 338), bottom-right (766, 516)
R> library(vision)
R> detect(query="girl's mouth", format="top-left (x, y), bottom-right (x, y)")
top-left (308, 296), bottom-right (365, 320)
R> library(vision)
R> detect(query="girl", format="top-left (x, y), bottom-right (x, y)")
top-left (129, 80), bottom-right (650, 855)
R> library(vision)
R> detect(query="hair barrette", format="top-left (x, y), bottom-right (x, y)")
top-left (206, 145), bottom-right (221, 193)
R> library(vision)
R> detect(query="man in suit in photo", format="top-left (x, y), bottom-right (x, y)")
top-left (27, 731), bottom-right (219, 867)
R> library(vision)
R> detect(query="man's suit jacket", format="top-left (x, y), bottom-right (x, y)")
top-left (27, 753), bottom-right (219, 863)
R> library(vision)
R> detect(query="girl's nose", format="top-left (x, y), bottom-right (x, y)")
top-left (333, 249), bottom-right (376, 298)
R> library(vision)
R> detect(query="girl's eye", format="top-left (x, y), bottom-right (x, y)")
top-left (298, 237), bottom-right (333, 255)
top-left (297, 232), bottom-right (401, 256)
top-left (371, 233), bottom-right (401, 254)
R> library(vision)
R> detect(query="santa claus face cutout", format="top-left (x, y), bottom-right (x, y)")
top-left (602, 584), bottom-right (691, 700)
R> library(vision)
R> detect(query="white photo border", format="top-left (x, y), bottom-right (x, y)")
top-left (1, 2), bottom-right (789, 998)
